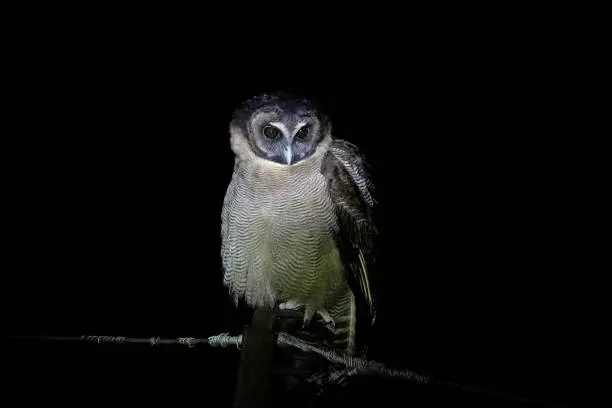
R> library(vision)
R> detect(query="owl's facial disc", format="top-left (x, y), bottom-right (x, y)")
top-left (249, 111), bottom-right (321, 165)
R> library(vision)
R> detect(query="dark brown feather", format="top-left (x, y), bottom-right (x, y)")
top-left (321, 139), bottom-right (378, 356)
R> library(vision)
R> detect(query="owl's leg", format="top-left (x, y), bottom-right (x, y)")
top-left (279, 302), bottom-right (336, 332)
top-left (303, 306), bottom-right (336, 333)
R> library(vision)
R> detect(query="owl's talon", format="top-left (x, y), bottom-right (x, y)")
top-left (302, 308), bottom-right (335, 332)
top-left (302, 308), bottom-right (315, 328)
top-left (317, 310), bottom-right (336, 332)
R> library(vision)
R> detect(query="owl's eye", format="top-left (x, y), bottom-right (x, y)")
top-left (263, 125), bottom-right (282, 140)
top-left (294, 126), bottom-right (309, 140)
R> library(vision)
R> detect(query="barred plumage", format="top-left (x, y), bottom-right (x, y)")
top-left (221, 154), bottom-right (344, 311)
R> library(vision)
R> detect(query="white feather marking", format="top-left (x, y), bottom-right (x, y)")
top-left (348, 293), bottom-right (356, 353)
top-left (293, 122), bottom-right (307, 136)
top-left (358, 250), bottom-right (373, 310)
top-left (269, 122), bottom-right (290, 138)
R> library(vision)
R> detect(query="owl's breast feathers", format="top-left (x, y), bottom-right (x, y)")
top-left (222, 138), bottom-right (377, 355)
top-left (221, 148), bottom-right (344, 310)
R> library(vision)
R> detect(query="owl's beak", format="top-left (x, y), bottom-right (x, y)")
top-left (284, 146), bottom-right (292, 165)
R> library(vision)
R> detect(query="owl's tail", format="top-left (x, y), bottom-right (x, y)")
top-left (327, 288), bottom-right (357, 355)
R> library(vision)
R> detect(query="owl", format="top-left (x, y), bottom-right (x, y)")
top-left (221, 92), bottom-right (377, 356)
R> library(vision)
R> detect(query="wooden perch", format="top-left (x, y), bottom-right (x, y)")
top-left (233, 308), bottom-right (277, 408)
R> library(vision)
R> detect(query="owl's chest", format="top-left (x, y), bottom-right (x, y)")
top-left (247, 173), bottom-right (332, 226)
top-left (223, 164), bottom-right (344, 299)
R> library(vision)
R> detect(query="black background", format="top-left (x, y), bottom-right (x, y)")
top-left (2, 13), bottom-right (586, 408)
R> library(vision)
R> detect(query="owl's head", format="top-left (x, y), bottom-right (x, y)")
top-left (230, 92), bottom-right (331, 165)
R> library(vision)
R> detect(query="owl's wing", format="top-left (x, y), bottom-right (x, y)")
top-left (321, 139), bottom-right (377, 353)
